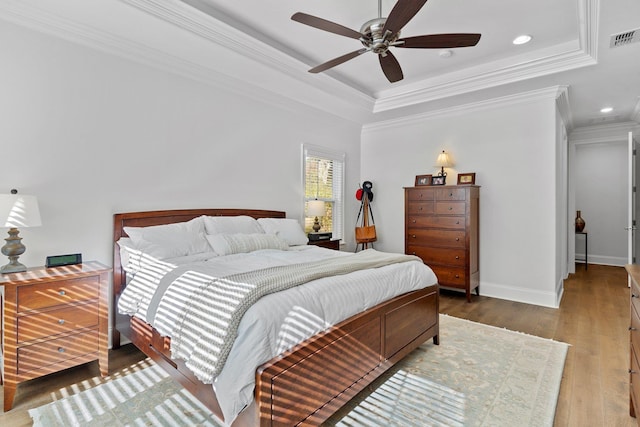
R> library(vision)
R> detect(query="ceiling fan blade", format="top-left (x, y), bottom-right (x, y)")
top-left (379, 51), bottom-right (404, 83)
top-left (292, 12), bottom-right (363, 40)
top-left (382, 0), bottom-right (429, 36)
top-left (397, 33), bottom-right (481, 48)
top-left (309, 48), bottom-right (369, 74)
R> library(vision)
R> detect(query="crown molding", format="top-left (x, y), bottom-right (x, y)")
top-left (555, 87), bottom-right (574, 131)
top-left (570, 121), bottom-right (640, 143)
top-left (373, 0), bottom-right (598, 113)
top-left (363, 86), bottom-right (567, 134)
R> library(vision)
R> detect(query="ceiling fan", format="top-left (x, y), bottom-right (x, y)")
top-left (291, 0), bottom-right (481, 83)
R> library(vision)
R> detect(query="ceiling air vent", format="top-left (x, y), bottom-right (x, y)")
top-left (610, 28), bottom-right (640, 48)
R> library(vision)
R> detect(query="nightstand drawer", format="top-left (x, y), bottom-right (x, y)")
top-left (18, 329), bottom-right (98, 375)
top-left (17, 276), bottom-right (99, 312)
top-left (17, 302), bottom-right (99, 343)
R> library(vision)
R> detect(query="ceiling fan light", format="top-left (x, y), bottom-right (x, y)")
top-left (513, 35), bottom-right (532, 45)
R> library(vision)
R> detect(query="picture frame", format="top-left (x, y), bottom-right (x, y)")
top-left (431, 175), bottom-right (446, 186)
top-left (457, 172), bottom-right (476, 185)
top-left (415, 174), bottom-right (432, 186)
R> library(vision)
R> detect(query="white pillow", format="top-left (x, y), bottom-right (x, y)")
top-left (124, 216), bottom-right (209, 259)
top-left (257, 218), bottom-right (308, 246)
top-left (116, 238), bottom-right (139, 274)
top-left (205, 233), bottom-right (288, 256)
top-left (203, 215), bottom-right (264, 235)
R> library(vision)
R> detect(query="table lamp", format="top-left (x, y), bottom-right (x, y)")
top-left (0, 189), bottom-right (42, 274)
top-left (436, 150), bottom-right (453, 176)
top-left (308, 200), bottom-right (326, 232)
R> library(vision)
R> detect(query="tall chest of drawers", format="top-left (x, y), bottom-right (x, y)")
top-left (0, 261), bottom-right (110, 411)
top-left (405, 185), bottom-right (480, 302)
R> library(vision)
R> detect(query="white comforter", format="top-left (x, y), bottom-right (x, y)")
top-left (118, 246), bottom-right (437, 425)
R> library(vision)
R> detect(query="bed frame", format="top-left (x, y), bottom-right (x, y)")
top-left (112, 208), bottom-right (439, 426)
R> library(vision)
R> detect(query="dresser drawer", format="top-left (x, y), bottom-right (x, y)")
top-left (407, 189), bottom-right (435, 201)
top-left (407, 246), bottom-right (466, 267)
top-left (436, 188), bottom-right (466, 201)
top-left (435, 202), bottom-right (466, 215)
top-left (17, 329), bottom-right (98, 375)
top-left (632, 304), bottom-right (640, 356)
top-left (406, 201), bottom-right (435, 215)
top-left (406, 229), bottom-right (466, 248)
top-left (430, 265), bottom-right (466, 287)
top-left (17, 276), bottom-right (99, 312)
top-left (407, 215), bottom-right (465, 229)
top-left (17, 302), bottom-right (99, 343)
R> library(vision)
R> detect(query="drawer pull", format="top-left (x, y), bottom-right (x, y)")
top-left (456, 238), bottom-right (460, 241)
top-left (630, 326), bottom-right (637, 331)
top-left (412, 252), bottom-right (416, 255)
top-left (455, 256), bottom-right (460, 259)
top-left (455, 275), bottom-right (460, 278)
top-left (456, 221), bottom-right (460, 224)
top-left (412, 220), bottom-right (416, 223)
top-left (58, 347), bottom-right (65, 353)
top-left (412, 234), bottom-right (416, 238)
top-left (419, 207), bottom-right (423, 211)
top-left (59, 290), bottom-right (66, 296)
top-left (448, 207), bottom-right (453, 211)
top-left (449, 192), bottom-right (453, 197)
top-left (58, 319), bottom-right (65, 325)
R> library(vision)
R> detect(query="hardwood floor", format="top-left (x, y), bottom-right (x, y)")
top-left (0, 263), bottom-right (635, 426)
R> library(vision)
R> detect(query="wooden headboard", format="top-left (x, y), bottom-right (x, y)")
top-left (112, 208), bottom-right (286, 346)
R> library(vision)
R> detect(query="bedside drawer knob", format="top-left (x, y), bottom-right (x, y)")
top-left (419, 207), bottom-right (423, 211)
top-left (59, 290), bottom-right (66, 296)
top-left (448, 207), bottom-right (453, 211)
top-left (412, 220), bottom-right (416, 223)
top-left (449, 192), bottom-right (453, 197)
top-left (58, 347), bottom-right (65, 353)
top-left (456, 238), bottom-right (460, 241)
top-left (455, 256), bottom-right (460, 259)
top-left (58, 319), bottom-right (65, 325)
top-left (455, 274), bottom-right (460, 278)
top-left (411, 252), bottom-right (416, 255)
top-left (456, 221), bottom-right (460, 224)
top-left (412, 234), bottom-right (416, 238)
top-left (630, 326), bottom-right (637, 331)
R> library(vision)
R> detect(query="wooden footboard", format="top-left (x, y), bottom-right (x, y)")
top-left (256, 284), bottom-right (439, 426)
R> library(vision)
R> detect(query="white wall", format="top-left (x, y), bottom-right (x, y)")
top-left (361, 89), bottom-right (563, 307)
top-left (0, 21), bottom-right (363, 270)
top-left (573, 140), bottom-right (628, 266)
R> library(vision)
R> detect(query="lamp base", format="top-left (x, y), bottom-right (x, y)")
top-left (312, 216), bottom-right (321, 232)
top-left (1, 259), bottom-right (27, 274)
top-left (1, 227), bottom-right (27, 274)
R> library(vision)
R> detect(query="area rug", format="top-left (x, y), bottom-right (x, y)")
top-left (29, 315), bottom-right (568, 427)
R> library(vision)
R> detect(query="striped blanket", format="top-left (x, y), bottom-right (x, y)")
top-left (152, 249), bottom-right (421, 383)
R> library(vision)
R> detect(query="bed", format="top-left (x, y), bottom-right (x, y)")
top-left (112, 208), bottom-right (439, 426)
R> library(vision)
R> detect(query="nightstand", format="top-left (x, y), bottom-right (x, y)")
top-left (0, 261), bottom-right (110, 411)
top-left (308, 239), bottom-right (340, 250)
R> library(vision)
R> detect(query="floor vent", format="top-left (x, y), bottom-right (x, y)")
top-left (610, 28), bottom-right (640, 48)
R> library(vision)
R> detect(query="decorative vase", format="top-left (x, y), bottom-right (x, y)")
top-left (575, 210), bottom-right (586, 232)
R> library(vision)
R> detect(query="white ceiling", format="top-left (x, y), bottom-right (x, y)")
top-left (2, 0), bottom-right (640, 129)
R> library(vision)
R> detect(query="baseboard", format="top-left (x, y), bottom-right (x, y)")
top-left (576, 253), bottom-right (627, 267)
top-left (479, 281), bottom-right (560, 308)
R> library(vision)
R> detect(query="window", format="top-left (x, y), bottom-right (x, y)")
top-left (303, 145), bottom-right (345, 240)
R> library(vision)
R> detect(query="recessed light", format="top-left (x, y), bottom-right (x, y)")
top-left (600, 107), bottom-right (613, 113)
top-left (513, 35), bottom-right (532, 45)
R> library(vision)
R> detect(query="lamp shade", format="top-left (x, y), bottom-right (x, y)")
top-left (307, 200), bottom-right (326, 217)
top-left (435, 151), bottom-right (453, 168)
top-left (0, 194), bottom-right (42, 228)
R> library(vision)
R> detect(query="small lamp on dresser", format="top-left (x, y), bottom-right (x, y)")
top-left (436, 150), bottom-right (453, 177)
top-left (0, 189), bottom-right (42, 274)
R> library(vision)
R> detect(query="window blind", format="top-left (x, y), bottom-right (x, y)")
top-left (303, 145), bottom-right (345, 240)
